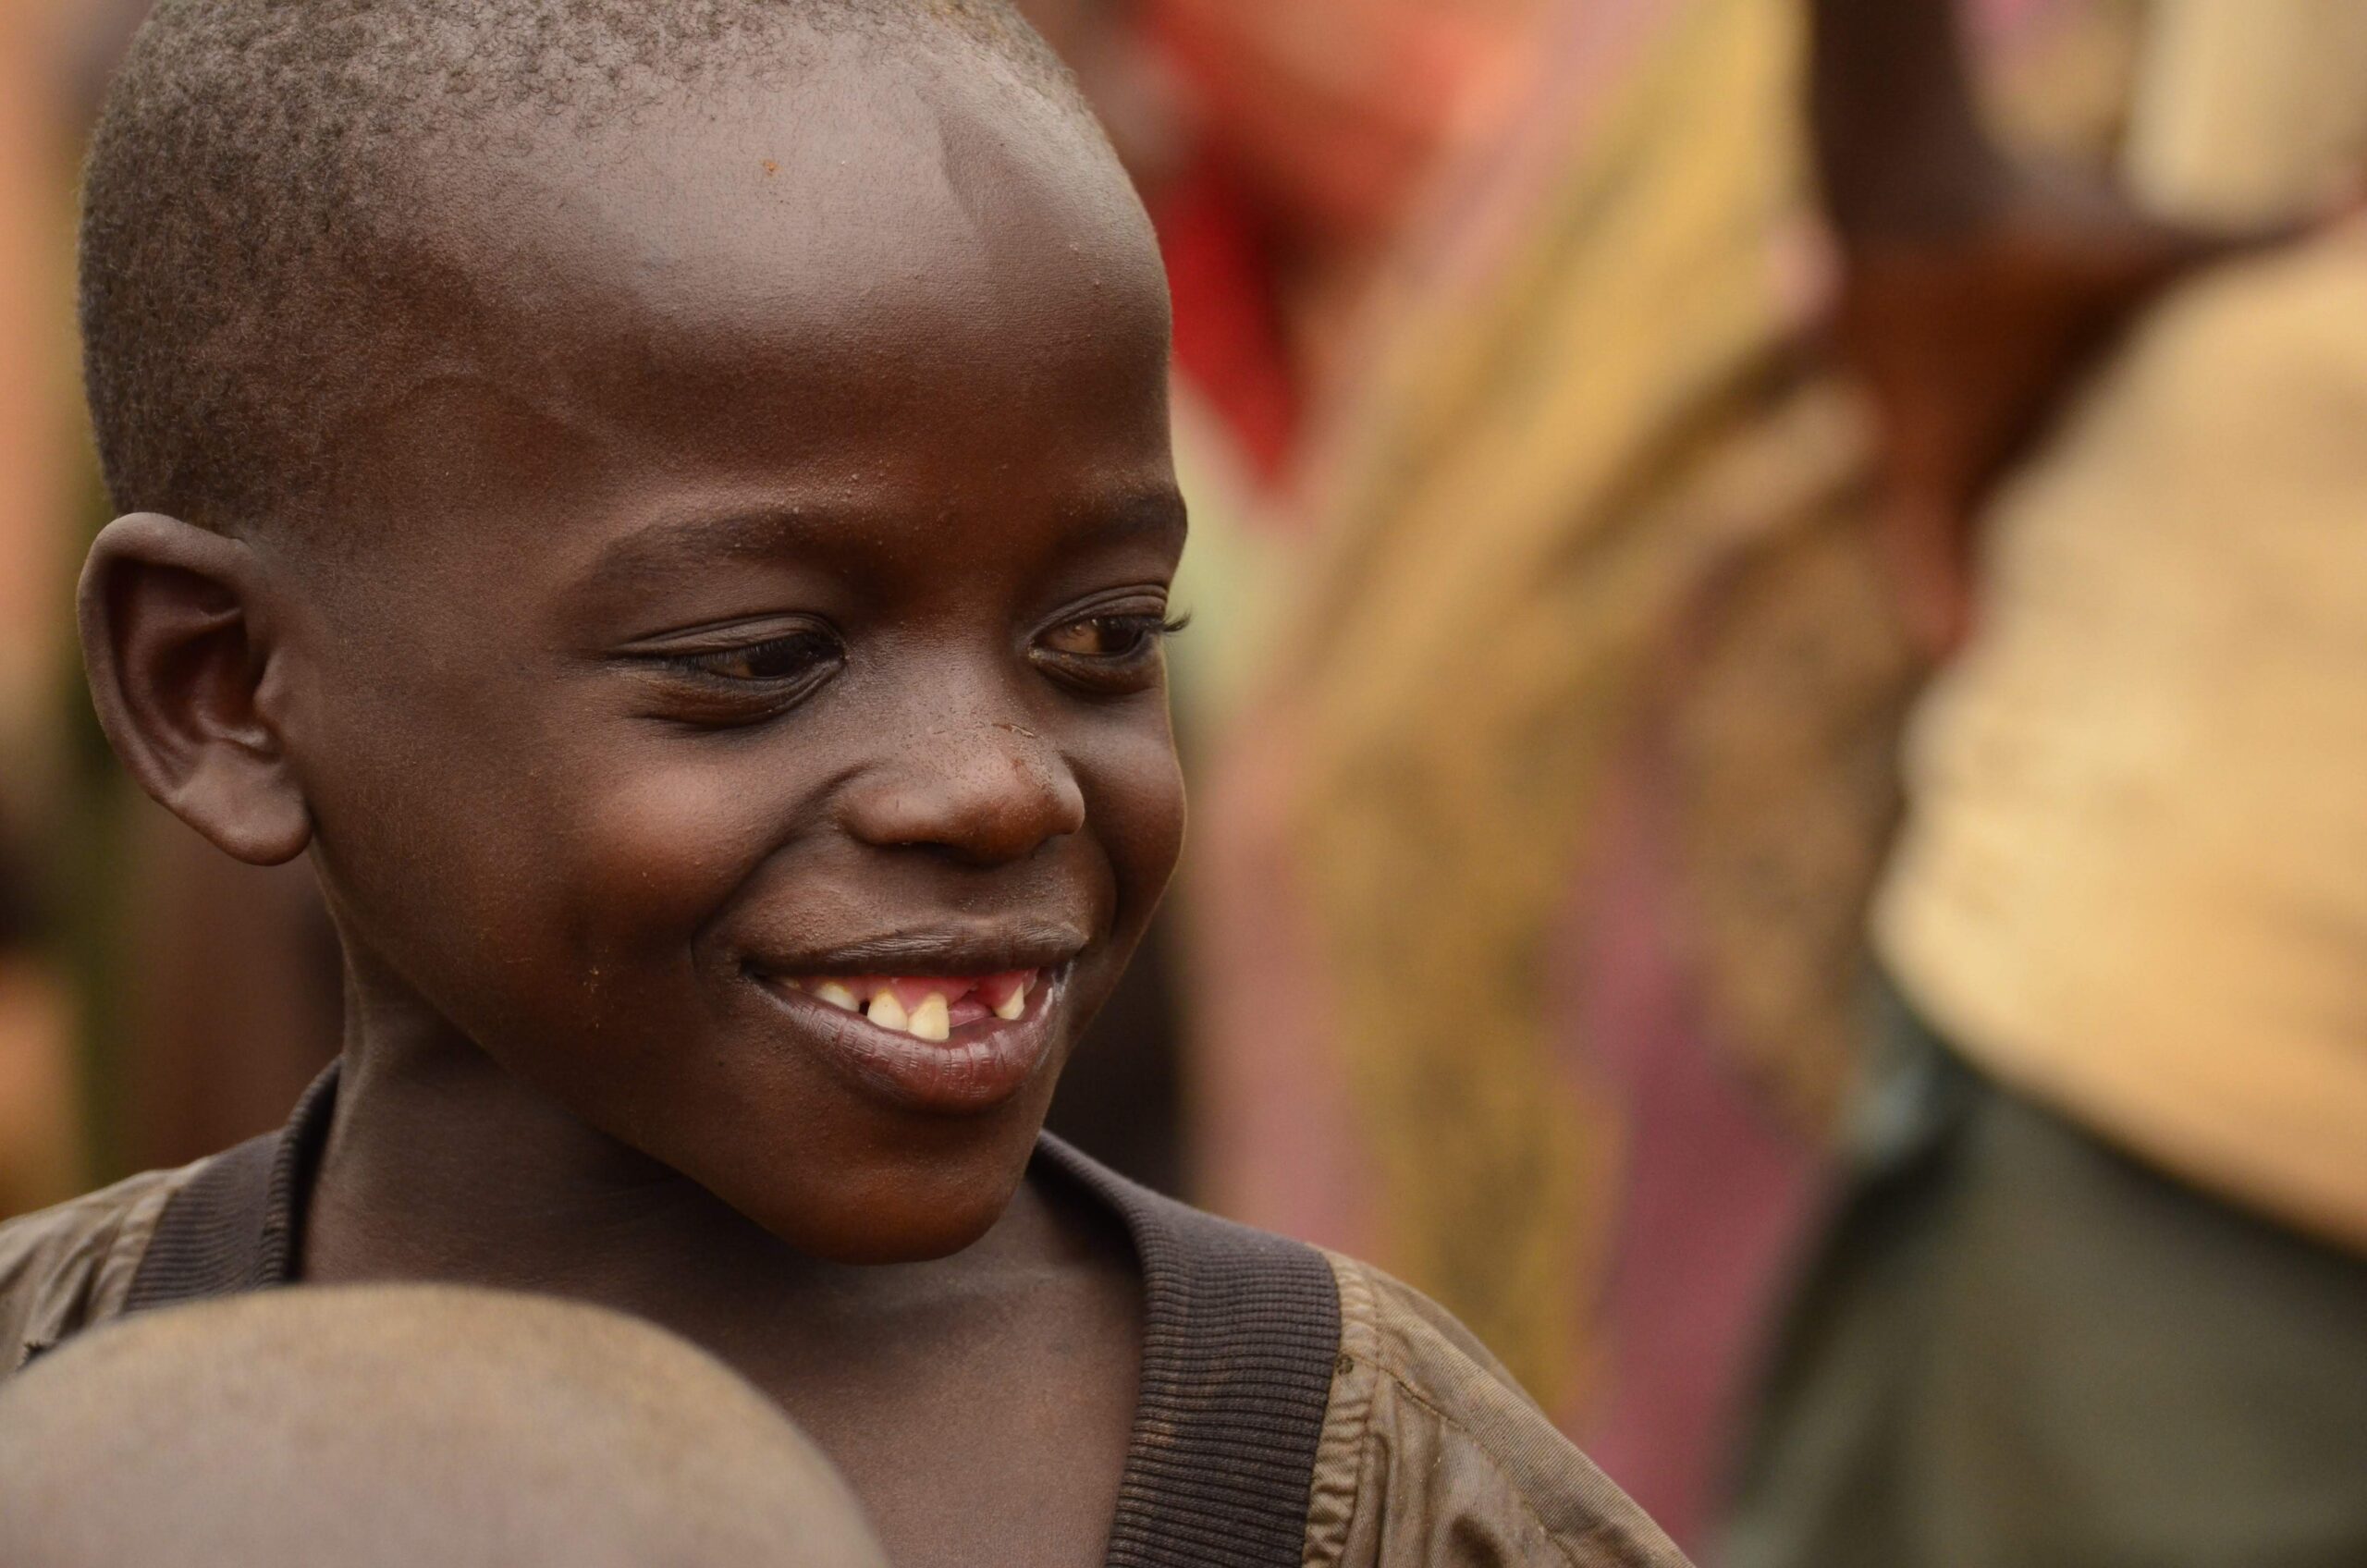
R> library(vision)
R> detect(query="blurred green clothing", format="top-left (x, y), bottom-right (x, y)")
top-left (1726, 993), bottom-right (2367, 1568)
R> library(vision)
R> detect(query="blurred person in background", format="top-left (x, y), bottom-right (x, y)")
top-left (1184, 0), bottom-right (2144, 1551)
top-left (1728, 3), bottom-right (2367, 1564)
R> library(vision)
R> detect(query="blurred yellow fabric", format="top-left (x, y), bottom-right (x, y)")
top-left (1242, 0), bottom-right (1905, 1411)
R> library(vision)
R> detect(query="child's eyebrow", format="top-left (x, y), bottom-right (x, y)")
top-left (1061, 485), bottom-right (1190, 550)
top-left (578, 508), bottom-right (841, 600)
top-left (578, 488), bottom-right (1187, 599)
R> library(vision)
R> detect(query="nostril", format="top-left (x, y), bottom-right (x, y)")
top-left (838, 738), bottom-right (1084, 864)
top-left (893, 834), bottom-right (1063, 869)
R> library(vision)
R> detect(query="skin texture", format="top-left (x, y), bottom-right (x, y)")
top-left (78, 31), bottom-right (1172, 1568)
top-left (0, 1286), bottom-right (889, 1568)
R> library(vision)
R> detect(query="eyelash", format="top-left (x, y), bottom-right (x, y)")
top-left (662, 631), bottom-right (845, 685)
top-left (1053, 610), bottom-right (1191, 654)
top-left (633, 606), bottom-right (1185, 725)
top-left (1030, 609), bottom-right (1190, 686)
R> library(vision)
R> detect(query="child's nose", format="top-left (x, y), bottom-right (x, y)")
top-left (836, 722), bottom-right (1086, 866)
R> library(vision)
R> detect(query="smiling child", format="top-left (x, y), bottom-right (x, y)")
top-left (0, 3), bottom-right (1685, 1564)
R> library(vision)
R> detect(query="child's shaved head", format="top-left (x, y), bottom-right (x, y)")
top-left (79, 0), bottom-right (1093, 539)
top-left (0, 1287), bottom-right (888, 1568)
top-left (77, 0), bottom-right (1175, 1270)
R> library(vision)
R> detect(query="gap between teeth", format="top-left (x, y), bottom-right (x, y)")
top-left (798, 977), bottom-right (1031, 1037)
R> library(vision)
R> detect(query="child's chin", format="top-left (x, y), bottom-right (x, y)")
top-left (811, 1214), bottom-right (1002, 1265)
top-left (726, 1145), bottom-right (1036, 1265)
top-left (766, 1195), bottom-right (1010, 1265)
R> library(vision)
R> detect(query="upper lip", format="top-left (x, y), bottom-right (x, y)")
top-left (738, 919), bottom-right (1089, 978)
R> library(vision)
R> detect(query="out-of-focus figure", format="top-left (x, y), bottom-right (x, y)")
top-left (1185, 0), bottom-right (1930, 1547)
top-left (1183, 0), bottom-right (2164, 1550)
top-left (1149, 0), bottom-right (1552, 475)
top-left (1729, 4), bottom-right (2367, 1564)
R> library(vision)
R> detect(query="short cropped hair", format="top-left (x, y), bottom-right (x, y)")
top-left (78, 0), bottom-right (1087, 536)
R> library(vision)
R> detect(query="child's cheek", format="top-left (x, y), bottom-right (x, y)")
top-left (557, 755), bottom-right (781, 995)
top-left (1086, 717), bottom-right (1187, 919)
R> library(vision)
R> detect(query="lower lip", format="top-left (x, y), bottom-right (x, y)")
top-left (744, 970), bottom-right (1067, 1116)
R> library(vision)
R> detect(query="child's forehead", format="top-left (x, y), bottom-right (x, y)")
top-left (442, 37), bottom-right (1157, 325)
top-left (390, 46), bottom-right (1162, 424)
top-left (334, 44), bottom-right (1171, 549)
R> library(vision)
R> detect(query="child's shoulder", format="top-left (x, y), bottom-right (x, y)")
top-left (1038, 1140), bottom-right (1689, 1567)
top-left (1312, 1251), bottom-right (1690, 1567)
top-left (0, 1158), bottom-right (213, 1376)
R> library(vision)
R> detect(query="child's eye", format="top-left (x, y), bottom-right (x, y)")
top-left (1030, 608), bottom-right (1187, 693)
top-left (671, 631), bottom-right (843, 683)
top-left (1036, 610), bottom-right (1189, 662)
top-left (1043, 617), bottom-right (1146, 659)
top-left (624, 624), bottom-right (846, 726)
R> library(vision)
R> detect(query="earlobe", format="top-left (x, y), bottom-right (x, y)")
top-left (78, 512), bottom-right (313, 866)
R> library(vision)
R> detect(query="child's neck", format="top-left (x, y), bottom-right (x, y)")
top-left (304, 1023), bottom-right (1059, 1335)
top-left (303, 1015), bottom-right (1144, 1568)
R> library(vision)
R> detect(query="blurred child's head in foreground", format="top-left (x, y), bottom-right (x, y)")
top-left (0, 1285), bottom-right (889, 1568)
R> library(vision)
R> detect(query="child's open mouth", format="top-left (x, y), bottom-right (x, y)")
top-left (738, 942), bottom-right (1078, 1114)
top-left (772, 971), bottom-right (1041, 1041)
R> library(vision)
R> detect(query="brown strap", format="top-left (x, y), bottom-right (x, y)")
top-left (1039, 1138), bottom-right (1343, 1568)
top-left (123, 1062), bottom-right (340, 1312)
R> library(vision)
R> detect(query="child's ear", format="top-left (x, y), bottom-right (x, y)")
top-left (78, 512), bottom-right (313, 865)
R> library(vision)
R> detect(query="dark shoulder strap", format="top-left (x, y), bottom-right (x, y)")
top-left (1037, 1138), bottom-right (1343, 1568)
top-left (123, 1062), bottom-right (341, 1312)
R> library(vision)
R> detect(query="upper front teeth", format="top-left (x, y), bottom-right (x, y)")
top-left (864, 987), bottom-right (948, 1041)
top-left (798, 974), bottom-right (1037, 1038)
